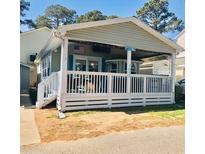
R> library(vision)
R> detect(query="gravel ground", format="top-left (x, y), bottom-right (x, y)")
top-left (21, 125), bottom-right (184, 154)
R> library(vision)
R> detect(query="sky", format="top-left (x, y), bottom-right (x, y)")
top-left (21, 0), bottom-right (185, 39)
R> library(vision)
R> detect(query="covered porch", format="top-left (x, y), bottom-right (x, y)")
top-left (36, 17), bottom-right (183, 111)
top-left (62, 40), bottom-right (174, 111)
top-left (37, 40), bottom-right (174, 111)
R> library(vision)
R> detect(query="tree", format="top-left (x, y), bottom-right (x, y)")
top-left (20, 0), bottom-right (34, 26)
top-left (44, 4), bottom-right (77, 28)
top-left (76, 11), bottom-right (119, 23)
top-left (34, 16), bottom-right (52, 29)
top-left (106, 15), bottom-right (119, 19)
top-left (20, 0), bottom-right (30, 24)
top-left (136, 0), bottom-right (184, 33)
top-left (76, 10), bottom-right (107, 23)
top-left (24, 19), bottom-right (36, 29)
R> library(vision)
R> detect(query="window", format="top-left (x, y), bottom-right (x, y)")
top-left (109, 63), bottom-right (117, 73)
top-left (73, 55), bottom-right (102, 72)
top-left (106, 60), bottom-right (139, 74)
top-left (131, 63), bottom-right (137, 74)
top-left (75, 59), bottom-right (86, 71)
top-left (88, 61), bottom-right (99, 72)
top-left (124, 63), bottom-right (137, 74)
top-left (41, 53), bottom-right (51, 79)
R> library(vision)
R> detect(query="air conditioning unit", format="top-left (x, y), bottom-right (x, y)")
top-left (29, 53), bottom-right (37, 62)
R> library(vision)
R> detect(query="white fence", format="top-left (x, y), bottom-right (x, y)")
top-left (62, 71), bottom-right (173, 111)
top-left (66, 71), bottom-right (172, 94)
top-left (36, 71), bottom-right (173, 110)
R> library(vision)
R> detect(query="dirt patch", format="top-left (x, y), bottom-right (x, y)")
top-left (34, 108), bottom-right (184, 143)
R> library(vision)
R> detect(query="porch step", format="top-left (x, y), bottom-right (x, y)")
top-left (36, 94), bottom-right (57, 109)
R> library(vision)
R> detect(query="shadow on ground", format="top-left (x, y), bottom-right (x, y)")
top-left (86, 104), bottom-right (183, 115)
top-left (20, 94), bottom-right (36, 109)
top-left (40, 99), bottom-right (185, 115)
top-left (41, 99), bottom-right (185, 115)
top-left (52, 104), bottom-right (184, 115)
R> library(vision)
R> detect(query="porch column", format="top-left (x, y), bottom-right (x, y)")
top-left (57, 36), bottom-right (68, 111)
top-left (125, 46), bottom-right (135, 94)
top-left (171, 53), bottom-right (176, 103)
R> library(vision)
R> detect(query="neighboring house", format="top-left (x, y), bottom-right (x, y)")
top-left (20, 63), bottom-right (30, 93)
top-left (20, 27), bottom-right (51, 92)
top-left (34, 17), bottom-right (183, 111)
top-left (139, 30), bottom-right (185, 81)
top-left (175, 29), bottom-right (185, 81)
top-left (139, 56), bottom-right (171, 75)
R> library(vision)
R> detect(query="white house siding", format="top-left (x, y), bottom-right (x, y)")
top-left (20, 64), bottom-right (30, 93)
top-left (67, 22), bottom-right (176, 54)
top-left (139, 59), bottom-right (170, 75)
top-left (153, 60), bottom-right (170, 75)
top-left (20, 27), bottom-right (51, 64)
top-left (20, 27), bottom-right (51, 86)
top-left (176, 57), bottom-right (185, 81)
top-left (139, 67), bottom-right (153, 74)
top-left (176, 30), bottom-right (185, 49)
top-left (176, 30), bottom-right (185, 80)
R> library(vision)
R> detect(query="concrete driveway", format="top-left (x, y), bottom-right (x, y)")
top-left (20, 108), bottom-right (40, 146)
top-left (21, 125), bottom-right (184, 154)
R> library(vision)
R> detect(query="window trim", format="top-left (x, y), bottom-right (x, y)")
top-left (40, 53), bottom-right (52, 79)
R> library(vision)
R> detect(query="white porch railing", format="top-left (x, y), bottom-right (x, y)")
top-left (36, 71), bottom-right (60, 108)
top-left (36, 70), bottom-right (173, 110)
top-left (66, 71), bottom-right (172, 94)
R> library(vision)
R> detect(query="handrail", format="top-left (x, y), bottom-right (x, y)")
top-left (37, 71), bottom-right (60, 106)
top-left (39, 72), bottom-right (60, 85)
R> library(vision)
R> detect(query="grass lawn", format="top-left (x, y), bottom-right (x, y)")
top-left (34, 104), bottom-right (185, 143)
top-left (150, 109), bottom-right (185, 118)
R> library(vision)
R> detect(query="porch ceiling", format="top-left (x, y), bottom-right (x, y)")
top-left (132, 50), bottom-right (166, 59)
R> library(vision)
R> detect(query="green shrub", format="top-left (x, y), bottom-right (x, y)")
top-left (175, 85), bottom-right (185, 104)
top-left (29, 88), bottom-right (37, 105)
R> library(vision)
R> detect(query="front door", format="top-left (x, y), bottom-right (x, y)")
top-left (73, 55), bottom-right (102, 72)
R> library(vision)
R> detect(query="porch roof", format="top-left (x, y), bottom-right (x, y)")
top-left (58, 17), bottom-right (183, 52)
top-left (36, 16), bottom-right (184, 62)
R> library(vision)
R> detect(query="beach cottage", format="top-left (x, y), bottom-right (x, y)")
top-left (35, 17), bottom-right (183, 111)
